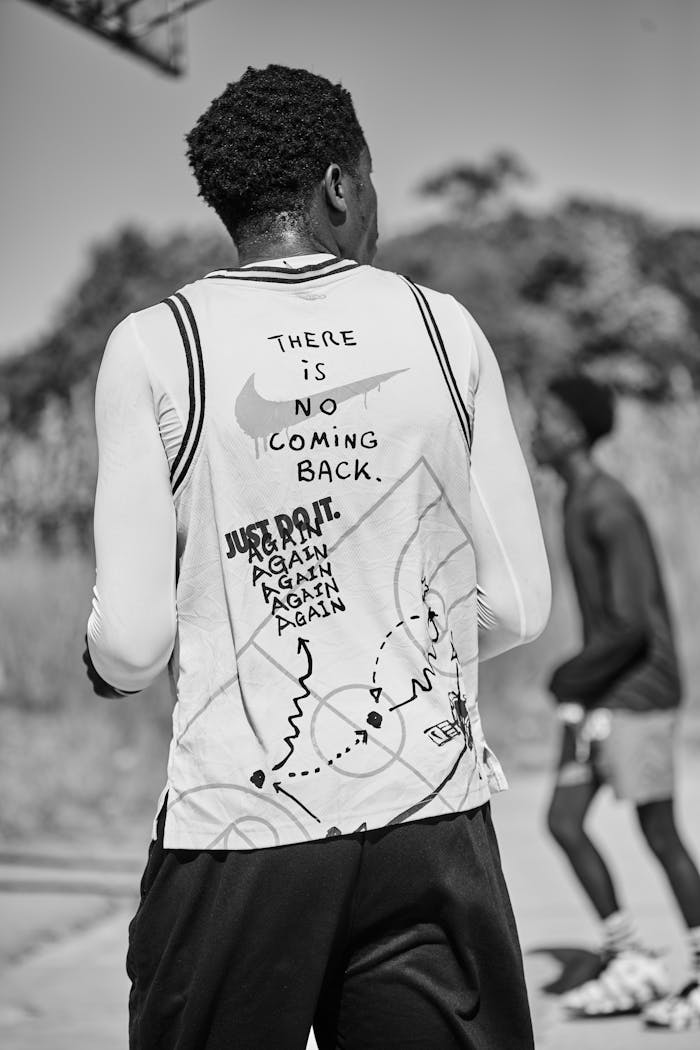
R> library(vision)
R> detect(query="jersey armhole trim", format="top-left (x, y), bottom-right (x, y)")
top-left (399, 276), bottom-right (473, 451)
top-left (161, 292), bottom-right (206, 496)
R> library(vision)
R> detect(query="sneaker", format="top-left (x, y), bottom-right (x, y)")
top-left (643, 981), bottom-right (700, 1031)
top-left (562, 948), bottom-right (669, 1018)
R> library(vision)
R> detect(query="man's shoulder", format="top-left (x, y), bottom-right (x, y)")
top-left (105, 279), bottom-right (207, 366)
top-left (378, 268), bottom-right (462, 308)
top-left (586, 471), bottom-right (643, 532)
top-left (128, 277), bottom-right (209, 327)
top-left (372, 268), bottom-right (475, 333)
top-left (588, 470), bottom-right (635, 505)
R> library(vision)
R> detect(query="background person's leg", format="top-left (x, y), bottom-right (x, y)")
top-left (316, 805), bottom-right (534, 1050)
top-left (636, 799), bottom-right (700, 930)
top-left (547, 781), bottom-right (621, 918)
top-left (637, 799), bottom-right (700, 1028)
top-left (546, 726), bottom-right (619, 919)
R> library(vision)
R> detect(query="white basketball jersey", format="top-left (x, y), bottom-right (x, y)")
top-left (156, 256), bottom-right (506, 849)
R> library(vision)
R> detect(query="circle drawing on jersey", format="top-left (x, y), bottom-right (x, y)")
top-left (220, 815), bottom-right (281, 850)
top-left (309, 683), bottom-right (408, 778)
top-left (170, 782), bottom-right (312, 848)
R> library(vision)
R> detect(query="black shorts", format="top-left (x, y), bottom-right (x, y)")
top-left (127, 801), bottom-right (533, 1050)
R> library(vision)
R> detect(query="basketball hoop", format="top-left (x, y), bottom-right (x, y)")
top-left (20, 0), bottom-right (212, 77)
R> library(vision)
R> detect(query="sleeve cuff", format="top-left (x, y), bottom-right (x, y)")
top-left (82, 637), bottom-right (140, 699)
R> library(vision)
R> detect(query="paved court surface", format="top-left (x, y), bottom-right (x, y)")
top-left (1, 762), bottom-right (698, 1049)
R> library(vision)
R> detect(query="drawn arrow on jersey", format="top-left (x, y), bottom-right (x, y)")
top-left (272, 636), bottom-right (313, 772)
top-left (273, 781), bottom-right (321, 823)
top-left (235, 369), bottom-right (409, 440)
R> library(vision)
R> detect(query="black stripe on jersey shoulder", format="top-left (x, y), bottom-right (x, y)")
top-left (204, 258), bottom-right (360, 284)
top-left (161, 294), bottom-right (206, 496)
top-left (413, 282), bottom-right (473, 449)
top-left (162, 297), bottom-right (195, 483)
top-left (400, 276), bottom-right (473, 451)
top-left (172, 293), bottom-right (206, 493)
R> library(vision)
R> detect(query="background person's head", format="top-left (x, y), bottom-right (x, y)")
top-left (532, 372), bottom-right (615, 469)
top-left (186, 64), bottom-right (377, 264)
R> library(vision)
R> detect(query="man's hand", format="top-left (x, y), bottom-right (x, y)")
top-left (556, 701), bottom-right (585, 725)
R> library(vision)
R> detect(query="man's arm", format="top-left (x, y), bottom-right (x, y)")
top-left (85, 315), bottom-right (177, 695)
top-left (464, 311), bottom-right (552, 660)
top-left (549, 500), bottom-right (649, 704)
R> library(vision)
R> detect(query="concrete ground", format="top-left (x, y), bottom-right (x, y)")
top-left (1, 762), bottom-right (698, 1050)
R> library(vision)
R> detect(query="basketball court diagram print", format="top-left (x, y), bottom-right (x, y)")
top-left (170, 455), bottom-right (482, 847)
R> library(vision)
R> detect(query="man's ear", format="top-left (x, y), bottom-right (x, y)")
top-left (323, 163), bottom-right (347, 215)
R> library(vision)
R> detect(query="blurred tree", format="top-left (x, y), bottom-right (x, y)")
top-left (382, 171), bottom-right (698, 397)
top-left (0, 226), bottom-right (233, 430)
top-left (0, 225), bottom-right (232, 547)
top-left (417, 149), bottom-right (531, 224)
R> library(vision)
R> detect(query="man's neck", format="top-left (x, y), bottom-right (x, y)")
top-left (558, 448), bottom-right (599, 491)
top-left (236, 227), bottom-right (339, 268)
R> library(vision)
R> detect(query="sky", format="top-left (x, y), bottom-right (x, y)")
top-left (1, 0), bottom-right (699, 355)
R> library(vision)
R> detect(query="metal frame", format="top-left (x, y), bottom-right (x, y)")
top-left (20, 0), bottom-right (212, 76)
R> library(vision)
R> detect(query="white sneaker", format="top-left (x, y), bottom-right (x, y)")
top-left (562, 949), bottom-right (669, 1018)
top-left (643, 981), bottom-right (700, 1031)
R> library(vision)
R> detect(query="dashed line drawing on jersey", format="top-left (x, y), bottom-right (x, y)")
top-left (372, 578), bottom-right (446, 715)
top-left (234, 368), bottom-right (408, 453)
top-left (371, 615), bottom-right (422, 685)
top-left (253, 644), bottom-right (430, 792)
top-left (272, 636), bottom-right (314, 771)
top-left (282, 729), bottom-right (369, 780)
top-left (167, 454), bottom-right (483, 847)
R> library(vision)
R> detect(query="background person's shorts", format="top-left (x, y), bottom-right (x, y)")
top-left (556, 709), bottom-right (677, 805)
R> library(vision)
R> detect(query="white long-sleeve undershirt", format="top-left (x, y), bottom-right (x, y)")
top-left (462, 307), bottom-right (551, 659)
top-left (87, 276), bottom-right (550, 693)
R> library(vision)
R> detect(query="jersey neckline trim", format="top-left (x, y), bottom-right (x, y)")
top-left (204, 257), bottom-right (361, 284)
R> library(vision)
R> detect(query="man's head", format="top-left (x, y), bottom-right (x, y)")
top-left (186, 64), bottom-right (378, 263)
top-left (532, 372), bottom-right (615, 468)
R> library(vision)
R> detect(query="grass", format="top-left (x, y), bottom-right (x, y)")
top-left (0, 547), bottom-right (172, 841)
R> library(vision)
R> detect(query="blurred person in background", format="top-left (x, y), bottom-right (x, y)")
top-left (532, 372), bottom-right (700, 1031)
top-left (82, 65), bottom-right (550, 1050)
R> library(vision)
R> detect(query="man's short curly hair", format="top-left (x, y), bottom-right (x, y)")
top-left (186, 64), bottom-right (367, 239)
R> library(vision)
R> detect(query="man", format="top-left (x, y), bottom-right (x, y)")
top-left (84, 65), bottom-right (551, 1050)
top-left (532, 372), bottom-right (700, 1030)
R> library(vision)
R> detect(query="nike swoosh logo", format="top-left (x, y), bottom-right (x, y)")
top-left (235, 369), bottom-right (409, 440)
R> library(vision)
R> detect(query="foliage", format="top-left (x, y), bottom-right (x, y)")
top-left (418, 149), bottom-right (532, 225)
top-left (0, 227), bottom-right (233, 431)
top-left (0, 227), bottom-right (233, 547)
top-left (380, 195), bottom-right (700, 396)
